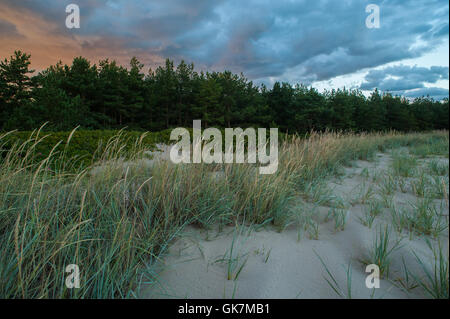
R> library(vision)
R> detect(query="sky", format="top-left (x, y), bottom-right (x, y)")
top-left (0, 0), bottom-right (448, 100)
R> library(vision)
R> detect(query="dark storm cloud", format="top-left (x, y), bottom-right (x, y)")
top-left (1, 0), bottom-right (448, 96)
top-left (0, 18), bottom-right (23, 38)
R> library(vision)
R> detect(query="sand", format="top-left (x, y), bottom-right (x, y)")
top-left (137, 150), bottom-right (449, 299)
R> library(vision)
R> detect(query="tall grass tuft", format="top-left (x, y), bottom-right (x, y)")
top-left (411, 240), bottom-right (449, 299)
top-left (364, 226), bottom-right (402, 278)
top-left (391, 151), bottom-right (417, 177)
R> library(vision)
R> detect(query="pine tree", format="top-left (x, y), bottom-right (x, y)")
top-left (0, 50), bottom-right (34, 127)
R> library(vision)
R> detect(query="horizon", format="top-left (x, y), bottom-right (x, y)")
top-left (0, 0), bottom-right (448, 100)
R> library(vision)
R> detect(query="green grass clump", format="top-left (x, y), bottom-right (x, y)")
top-left (359, 210), bottom-right (376, 228)
top-left (390, 205), bottom-right (411, 234)
top-left (409, 136), bottom-right (449, 158)
top-left (350, 181), bottom-right (375, 205)
top-left (427, 159), bottom-right (449, 176)
top-left (328, 208), bottom-right (348, 232)
top-left (408, 199), bottom-right (448, 237)
top-left (429, 176), bottom-right (449, 199)
top-left (364, 226), bottom-right (402, 278)
top-left (359, 201), bottom-right (383, 228)
top-left (411, 173), bottom-right (448, 200)
top-left (390, 199), bottom-right (447, 237)
top-left (411, 241), bottom-right (449, 299)
top-left (391, 151), bottom-right (417, 177)
top-left (378, 172), bottom-right (398, 196)
top-left (302, 180), bottom-right (334, 206)
top-left (411, 173), bottom-right (430, 198)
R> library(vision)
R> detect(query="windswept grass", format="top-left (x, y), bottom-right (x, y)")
top-left (411, 240), bottom-right (449, 299)
top-left (363, 226), bottom-right (402, 278)
top-left (0, 128), bottom-right (448, 298)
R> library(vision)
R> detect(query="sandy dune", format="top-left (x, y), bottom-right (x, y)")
top-left (139, 151), bottom-right (449, 299)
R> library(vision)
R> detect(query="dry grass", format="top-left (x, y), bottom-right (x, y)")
top-left (0, 127), bottom-right (448, 298)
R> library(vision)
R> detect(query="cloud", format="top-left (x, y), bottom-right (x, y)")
top-left (0, 0), bottom-right (448, 100)
top-left (360, 65), bottom-right (449, 91)
top-left (0, 18), bottom-right (23, 38)
top-left (402, 87), bottom-right (449, 100)
top-left (359, 64), bottom-right (449, 100)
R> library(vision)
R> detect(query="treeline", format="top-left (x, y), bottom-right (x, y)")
top-left (0, 50), bottom-right (448, 132)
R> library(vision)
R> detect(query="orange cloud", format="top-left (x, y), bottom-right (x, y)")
top-left (0, 4), bottom-right (164, 72)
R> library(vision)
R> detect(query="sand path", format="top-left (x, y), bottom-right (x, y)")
top-left (139, 151), bottom-right (449, 299)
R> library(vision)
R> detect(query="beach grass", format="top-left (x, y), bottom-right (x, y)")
top-left (0, 128), bottom-right (448, 298)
